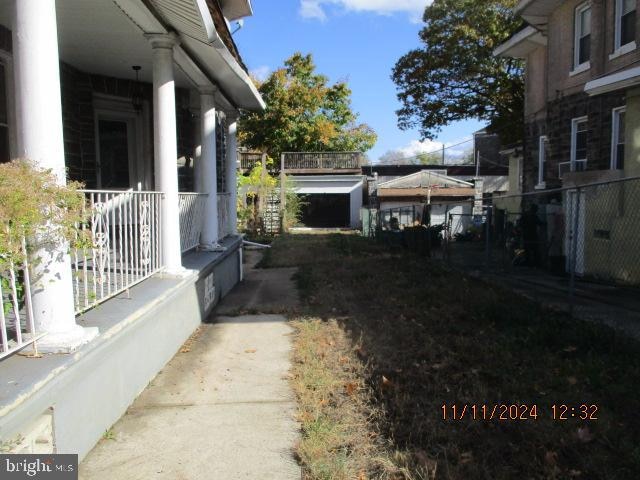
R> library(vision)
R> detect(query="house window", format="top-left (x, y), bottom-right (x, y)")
top-left (574, 3), bottom-right (591, 69)
top-left (571, 117), bottom-right (588, 171)
top-left (0, 62), bottom-right (9, 164)
top-left (537, 136), bottom-right (548, 187)
top-left (611, 107), bottom-right (626, 170)
top-left (216, 114), bottom-right (226, 193)
top-left (616, 0), bottom-right (636, 50)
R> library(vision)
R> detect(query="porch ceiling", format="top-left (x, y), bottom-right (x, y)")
top-left (0, 0), bottom-right (193, 87)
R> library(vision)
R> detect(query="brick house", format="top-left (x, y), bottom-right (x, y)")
top-left (495, 0), bottom-right (640, 283)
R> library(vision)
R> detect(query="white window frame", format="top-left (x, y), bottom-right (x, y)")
top-left (612, 0), bottom-right (637, 56)
top-left (571, 116), bottom-right (588, 172)
top-left (536, 135), bottom-right (548, 189)
top-left (0, 50), bottom-right (16, 161)
top-left (611, 106), bottom-right (626, 169)
top-left (572, 2), bottom-right (592, 73)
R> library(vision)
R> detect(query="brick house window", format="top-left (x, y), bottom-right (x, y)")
top-left (574, 3), bottom-right (591, 69)
top-left (571, 117), bottom-right (588, 172)
top-left (611, 107), bottom-right (626, 170)
top-left (0, 62), bottom-right (9, 164)
top-left (616, 0), bottom-right (636, 50)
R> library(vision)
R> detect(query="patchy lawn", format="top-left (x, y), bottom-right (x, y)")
top-left (266, 234), bottom-right (640, 480)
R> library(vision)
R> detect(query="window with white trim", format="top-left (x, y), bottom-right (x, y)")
top-left (574, 3), bottom-right (592, 69)
top-left (537, 136), bottom-right (548, 187)
top-left (615, 0), bottom-right (636, 50)
top-left (571, 117), bottom-right (588, 171)
top-left (0, 62), bottom-right (9, 164)
top-left (611, 107), bottom-right (626, 170)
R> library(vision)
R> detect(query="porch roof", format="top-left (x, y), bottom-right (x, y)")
top-left (0, 0), bottom-right (264, 111)
top-left (514, 0), bottom-right (563, 28)
top-left (494, 26), bottom-right (547, 58)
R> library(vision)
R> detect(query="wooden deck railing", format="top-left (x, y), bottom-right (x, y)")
top-left (239, 152), bottom-right (264, 171)
top-left (282, 152), bottom-right (364, 171)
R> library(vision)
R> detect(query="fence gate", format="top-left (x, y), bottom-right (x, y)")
top-left (262, 189), bottom-right (281, 234)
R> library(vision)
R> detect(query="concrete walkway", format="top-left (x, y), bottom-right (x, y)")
top-left (80, 250), bottom-right (301, 479)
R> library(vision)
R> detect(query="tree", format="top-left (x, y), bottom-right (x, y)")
top-left (392, 0), bottom-right (524, 143)
top-left (239, 53), bottom-right (377, 159)
top-left (377, 149), bottom-right (443, 166)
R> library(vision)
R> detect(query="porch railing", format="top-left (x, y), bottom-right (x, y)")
top-left (282, 152), bottom-right (364, 171)
top-left (73, 190), bottom-right (163, 314)
top-left (0, 239), bottom-right (43, 359)
top-left (218, 193), bottom-right (232, 239)
top-left (179, 193), bottom-right (208, 253)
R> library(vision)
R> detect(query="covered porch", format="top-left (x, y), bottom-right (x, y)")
top-left (0, 0), bottom-right (263, 358)
top-left (0, 0), bottom-right (263, 457)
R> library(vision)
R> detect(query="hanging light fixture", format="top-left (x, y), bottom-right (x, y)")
top-left (131, 66), bottom-right (143, 113)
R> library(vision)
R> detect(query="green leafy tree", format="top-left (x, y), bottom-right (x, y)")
top-left (416, 152), bottom-right (442, 166)
top-left (239, 53), bottom-right (377, 159)
top-left (392, 0), bottom-right (524, 143)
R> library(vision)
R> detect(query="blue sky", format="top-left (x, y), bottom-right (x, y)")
top-left (233, 0), bottom-right (485, 162)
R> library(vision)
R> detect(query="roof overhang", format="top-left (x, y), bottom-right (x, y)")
top-left (584, 66), bottom-right (640, 96)
top-left (290, 175), bottom-right (364, 195)
top-left (515, 0), bottom-right (563, 29)
top-left (137, 0), bottom-right (264, 110)
top-left (219, 0), bottom-right (253, 21)
top-left (378, 188), bottom-right (475, 198)
top-left (494, 26), bottom-right (547, 58)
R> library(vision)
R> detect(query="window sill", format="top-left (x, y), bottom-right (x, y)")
top-left (534, 182), bottom-right (547, 190)
top-left (609, 41), bottom-right (636, 60)
top-left (570, 62), bottom-right (591, 77)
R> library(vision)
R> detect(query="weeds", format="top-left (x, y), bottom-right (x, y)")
top-left (273, 234), bottom-right (640, 479)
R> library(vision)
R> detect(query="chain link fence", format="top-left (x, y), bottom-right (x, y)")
top-left (363, 176), bottom-right (640, 316)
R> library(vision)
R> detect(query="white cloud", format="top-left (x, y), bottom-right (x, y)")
top-left (300, 0), bottom-right (328, 20)
top-left (249, 65), bottom-right (271, 82)
top-left (299, 0), bottom-right (431, 22)
top-left (379, 136), bottom-right (474, 164)
top-left (397, 139), bottom-right (444, 158)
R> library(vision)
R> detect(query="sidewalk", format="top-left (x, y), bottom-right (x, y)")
top-left (80, 250), bottom-right (301, 479)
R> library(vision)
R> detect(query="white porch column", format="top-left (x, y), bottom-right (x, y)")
top-left (225, 112), bottom-right (239, 235)
top-left (147, 33), bottom-right (184, 273)
top-left (199, 88), bottom-right (223, 250)
top-left (12, 0), bottom-right (97, 351)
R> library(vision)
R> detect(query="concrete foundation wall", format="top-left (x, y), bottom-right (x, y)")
top-left (0, 241), bottom-right (241, 460)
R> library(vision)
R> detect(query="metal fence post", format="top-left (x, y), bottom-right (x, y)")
top-left (485, 205), bottom-right (492, 270)
top-left (568, 187), bottom-right (581, 317)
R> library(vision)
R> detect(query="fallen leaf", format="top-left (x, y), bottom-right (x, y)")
top-left (380, 375), bottom-right (394, 392)
top-left (576, 426), bottom-right (594, 443)
top-left (244, 349), bottom-right (257, 354)
top-left (345, 382), bottom-right (358, 396)
top-left (459, 451), bottom-right (473, 464)
top-left (544, 451), bottom-right (558, 467)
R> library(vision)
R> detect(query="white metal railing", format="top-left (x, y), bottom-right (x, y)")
top-left (0, 239), bottom-right (44, 359)
top-left (218, 193), bottom-right (232, 239)
top-left (179, 193), bottom-right (208, 253)
top-left (72, 190), bottom-right (163, 314)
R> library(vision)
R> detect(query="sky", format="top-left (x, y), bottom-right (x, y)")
top-left (232, 0), bottom-right (485, 162)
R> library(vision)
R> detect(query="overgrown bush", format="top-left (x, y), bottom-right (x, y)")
top-left (0, 160), bottom-right (88, 311)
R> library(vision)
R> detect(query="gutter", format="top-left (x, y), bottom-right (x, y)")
top-left (197, 1), bottom-right (266, 110)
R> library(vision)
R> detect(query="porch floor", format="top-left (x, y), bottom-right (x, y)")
top-left (0, 236), bottom-right (240, 420)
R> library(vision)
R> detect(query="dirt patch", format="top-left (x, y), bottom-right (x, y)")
top-left (274, 234), bottom-right (640, 480)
